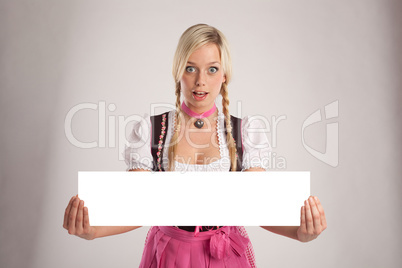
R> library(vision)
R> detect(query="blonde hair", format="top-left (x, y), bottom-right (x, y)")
top-left (168, 24), bottom-right (237, 171)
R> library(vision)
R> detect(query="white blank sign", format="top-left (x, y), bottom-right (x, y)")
top-left (78, 171), bottom-right (310, 226)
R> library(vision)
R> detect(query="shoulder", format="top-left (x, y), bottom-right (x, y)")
top-left (123, 113), bottom-right (153, 171)
top-left (241, 114), bottom-right (272, 151)
top-left (128, 113), bottom-right (151, 137)
top-left (240, 115), bottom-right (272, 171)
top-left (241, 115), bottom-right (270, 130)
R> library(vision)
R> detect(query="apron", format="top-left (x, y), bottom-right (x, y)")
top-left (139, 226), bottom-right (252, 268)
top-left (140, 111), bottom-right (256, 267)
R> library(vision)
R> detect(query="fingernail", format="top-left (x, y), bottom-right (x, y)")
top-left (314, 196), bottom-right (318, 201)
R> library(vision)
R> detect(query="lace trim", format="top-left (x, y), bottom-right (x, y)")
top-left (156, 113), bottom-right (167, 171)
top-left (162, 111), bottom-right (175, 170)
top-left (216, 113), bottom-right (226, 159)
top-left (128, 163), bottom-right (152, 171)
top-left (219, 114), bottom-right (239, 168)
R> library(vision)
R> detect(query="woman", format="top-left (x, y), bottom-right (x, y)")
top-left (64, 24), bottom-right (327, 267)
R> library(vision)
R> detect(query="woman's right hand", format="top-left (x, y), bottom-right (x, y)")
top-left (63, 195), bottom-right (96, 240)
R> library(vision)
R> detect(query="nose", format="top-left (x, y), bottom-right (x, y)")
top-left (196, 72), bottom-right (206, 87)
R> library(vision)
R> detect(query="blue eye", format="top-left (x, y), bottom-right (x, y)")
top-left (209, 67), bottom-right (218, 73)
top-left (186, 66), bottom-right (196, 73)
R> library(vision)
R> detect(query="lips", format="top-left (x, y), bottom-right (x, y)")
top-left (192, 91), bottom-right (208, 101)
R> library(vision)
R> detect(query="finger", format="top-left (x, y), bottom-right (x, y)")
top-left (309, 196), bottom-right (321, 233)
top-left (66, 196), bottom-right (78, 229)
top-left (83, 206), bottom-right (90, 233)
top-left (304, 199), bottom-right (314, 235)
top-left (68, 197), bottom-right (79, 234)
top-left (300, 205), bottom-right (307, 232)
top-left (314, 196), bottom-right (327, 230)
top-left (63, 196), bottom-right (75, 229)
top-left (75, 200), bottom-right (85, 233)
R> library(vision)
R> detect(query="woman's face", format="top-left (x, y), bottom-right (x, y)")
top-left (180, 43), bottom-right (226, 114)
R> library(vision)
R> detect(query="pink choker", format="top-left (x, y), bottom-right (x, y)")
top-left (181, 102), bottom-right (217, 128)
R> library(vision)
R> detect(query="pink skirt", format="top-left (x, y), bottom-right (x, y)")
top-left (139, 226), bottom-right (252, 268)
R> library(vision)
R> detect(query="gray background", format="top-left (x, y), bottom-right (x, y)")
top-left (1, 0), bottom-right (401, 267)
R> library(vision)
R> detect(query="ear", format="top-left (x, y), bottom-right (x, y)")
top-left (222, 74), bottom-right (226, 83)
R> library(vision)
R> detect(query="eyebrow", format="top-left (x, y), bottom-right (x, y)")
top-left (187, 61), bottom-right (221, 65)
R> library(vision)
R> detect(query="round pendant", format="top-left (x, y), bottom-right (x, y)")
top-left (194, 119), bottom-right (204, 129)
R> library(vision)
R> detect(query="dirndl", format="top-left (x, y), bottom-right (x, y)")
top-left (139, 226), bottom-right (252, 268)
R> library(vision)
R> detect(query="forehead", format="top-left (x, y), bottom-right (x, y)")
top-left (188, 43), bottom-right (221, 63)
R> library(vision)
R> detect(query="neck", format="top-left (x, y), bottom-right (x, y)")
top-left (181, 102), bottom-right (217, 119)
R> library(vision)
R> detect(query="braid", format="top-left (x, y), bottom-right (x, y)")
top-left (221, 83), bottom-right (237, 171)
top-left (168, 82), bottom-right (182, 171)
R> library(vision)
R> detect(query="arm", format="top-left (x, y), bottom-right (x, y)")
top-left (260, 226), bottom-right (299, 240)
top-left (93, 226), bottom-right (142, 239)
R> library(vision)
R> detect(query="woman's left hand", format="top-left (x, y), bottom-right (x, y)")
top-left (297, 196), bottom-right (327, 242)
